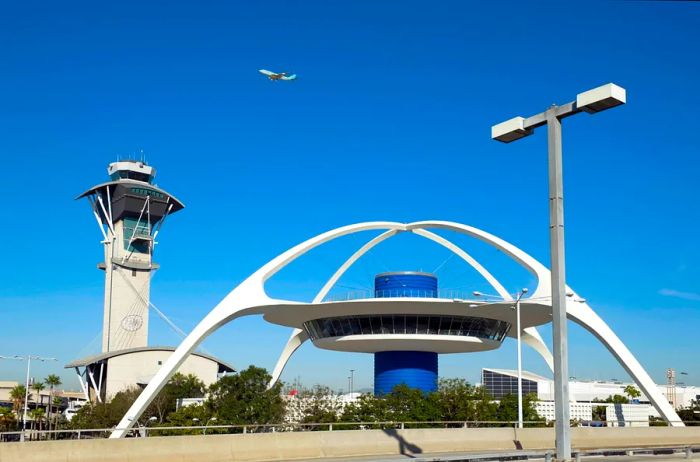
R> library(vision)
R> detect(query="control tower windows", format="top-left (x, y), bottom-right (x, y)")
top-left (110, 170), bottom-right (153, 183)
top-left (122, 217), bottom-right (151, 253)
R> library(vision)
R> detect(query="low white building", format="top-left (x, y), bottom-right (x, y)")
top-left (535, 401), bottom-right (594, 423)
top-left (65, 346), bottom-right (234, 403)
top-left (483, 368), bottom-right (698, 423)
top-left (534, 401), bottom-right (650, 426)
top-left (483, 368), bottom-right (700, 409)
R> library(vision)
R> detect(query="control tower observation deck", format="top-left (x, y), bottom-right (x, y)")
top-left (77, 160), bottom-right (184, 353)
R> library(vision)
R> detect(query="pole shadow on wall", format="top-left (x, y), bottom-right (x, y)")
top-left (382, 429), bottom-right (423, 457)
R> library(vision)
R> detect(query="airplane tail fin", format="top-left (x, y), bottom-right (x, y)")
top-left (284, 74), bottom-right (297, 80)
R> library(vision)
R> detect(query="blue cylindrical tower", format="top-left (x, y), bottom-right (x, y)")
top-left (374, 271), bottom-right (437, 298)
top-left (373, 272), bottom-right (438, 394)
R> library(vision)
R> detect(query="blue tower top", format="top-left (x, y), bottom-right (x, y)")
top-left (374, 271), bottom-right (437, 298)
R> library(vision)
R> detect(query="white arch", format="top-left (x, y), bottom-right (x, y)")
top-left (406, 221), bottom-right (681, 426)
top-left (268, 328), bottom-right (309, 389)
top-left (521, 328), bottom-right (554, 371)
top-left (314, 229), bottom-right (402, 304)
top-left (111, 220), bottom-right (681, 438)
top-left (267, 226), bottom-right (555, 388)
top-left (111, 221), bottom-right (405, 438)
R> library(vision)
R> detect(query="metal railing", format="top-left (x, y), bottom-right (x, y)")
top-left (324, 289), bottom-right (483, 302)
top-left (2, 420), bottom-right (699, 442)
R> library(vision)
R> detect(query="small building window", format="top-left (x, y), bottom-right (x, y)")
top-left (157, 361), bottom-right (162, 366)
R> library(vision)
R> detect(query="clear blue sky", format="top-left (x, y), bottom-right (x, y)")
top-left (1, 1), bottom-right (698, 392)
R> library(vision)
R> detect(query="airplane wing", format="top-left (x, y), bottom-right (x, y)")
top-left (258, 69), bottom-right (276, 76)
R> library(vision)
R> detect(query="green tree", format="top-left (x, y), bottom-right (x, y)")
top-left (32, 382), bottom-right (45, 410)
top-left (71, 387), bottom-right (143, 430)
top-left (44, 374), bottom-right (62, 431)
top-left (206, 366), bottom-right (285, 428)
top-left (157, 404), bottom-right (214, 435)
top-left (9, 385), bottom-right (28, 416)
top-left (28, 407), bottom-right (45, 433)
top-left (292, 385), bottom-right (343, 426)
top-left (495, 393), bottom-right (544, 426)
top-left (434, 378), bottom-right (497, 423)
top-left (677, 399), bottom-right (700, 423)
top-left (0, 407), bottom-right (17, 432)
top-left (383, 384), bottom-right (441, 423)
top-left (623, 385), bottom-right (641, 401)
top-left (52, 397), bottom-right (65, 430)
top-left (607, 394), bottom-right (629, 404)
top-left (341, 384), bottom-right (441, 428)
top-left (592, 405), bottom-right (606, 422)
top-left (149, 373), bottom-right (206, 423)
top-left (341, 393), bottom-right (389, 425)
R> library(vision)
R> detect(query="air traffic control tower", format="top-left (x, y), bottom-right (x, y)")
top-left (77, 161), bottom-right (184, 353)
top-left (67, 161), bottom-right (232, 403)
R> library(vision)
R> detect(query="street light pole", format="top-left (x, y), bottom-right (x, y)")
top-left (22, 355), bottom-right (32, 438)
top-left (491, 83), bottom-right (626, 461)
top-left (472, 289), bottom-right (527, 429)
top-left (515, 288), bottom-right (528, 429)
top-left (546, 106), bottom-right (571, 459)
top-left (350, 369), bottom-right (355, 395)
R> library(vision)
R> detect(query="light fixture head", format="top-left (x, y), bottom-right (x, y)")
top-left (521, 288), bottom-right (529, 294)
top-left (576, 83), bottom-right (626, 114)
top-left (491, 116), bottom-right (533, 143)
top-left (472, 291), bottom-right (483, 297)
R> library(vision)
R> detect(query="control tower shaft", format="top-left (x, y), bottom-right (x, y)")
top-left (78, 161), bottom-right (184, 352)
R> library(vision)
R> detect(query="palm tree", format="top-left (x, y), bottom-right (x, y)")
top-left (0, 407), bottom-right (17, 432)
top-left (623, 385), bottom-right (641, 401)
top-left (32, 382), bottom-right (45, 409)
top-left (44, 374), bottom-right (61, 432)
top-left (9, 385), bottom-right (28, 417)
top-left (28, 408), bottom-right (45, 437)
top-left (51, 396), bottom-right (63, 431)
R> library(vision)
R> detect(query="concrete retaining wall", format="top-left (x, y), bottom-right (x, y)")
top-left (3, 427), bottom-right (700, 462)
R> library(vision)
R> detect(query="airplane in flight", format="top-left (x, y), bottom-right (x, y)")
top-left (259, 69), bottom-right (297, 81)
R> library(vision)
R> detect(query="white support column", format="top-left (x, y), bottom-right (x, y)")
top-left (566, 297), bottom-right (683, 426)
top-left (87, 366), bottom-right (102, 404)
top-left (96, 195), bottom-right (115, 235)
top-left (268, 329), bottom-right (309, 389)
top-left (110, 221), bottom-right (406, 438)
top-left (74, 367), bottom-right (90, 401)
top-left (522, 327), bottom-right (554, 372)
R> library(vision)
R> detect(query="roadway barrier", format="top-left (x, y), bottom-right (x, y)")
top-left (3, 427), bottom-right (700, 462)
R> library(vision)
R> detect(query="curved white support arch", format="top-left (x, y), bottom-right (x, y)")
top-left (112, 220), bottom-right (682, 438)
top-left (566, 299), bottom-right (682, 426)
top-left (268, 226), bottom-right (554, 389)
top-left (522, 327), bottom-right (554, 371)
top-left (410, 228), bottom-right (512, 301)
top-left (268, 328), bottom-right (308, 388)
top-left (313, 229), bottom-right (402, 304)
top-left (406, 221), bottom-right (552, 301)
top-left (111, 221), bottom-right (406, 438)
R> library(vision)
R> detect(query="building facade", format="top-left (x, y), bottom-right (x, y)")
top-left (484, 368), bottom-right (700, 409)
